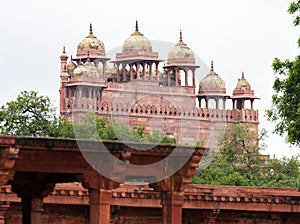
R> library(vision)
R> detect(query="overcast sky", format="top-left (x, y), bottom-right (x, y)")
top-left (0, 0), bottom-right (299, 158)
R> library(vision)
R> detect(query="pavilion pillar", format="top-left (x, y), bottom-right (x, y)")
top-left (136, 63), bottom-right (140, 79)
top-left (156, 62), bottom-right (159, 80)
top-left (175, 68), bottom-right (179, 86)
top-left (205, 97), bottom-right (209, 109)
top-left (167, 70), bottom-right (171, 86)
top-left (216, 98), bottom-right (219, 110)
top-left (199, 98), bottom-right (202, 108)
top-left (122, 65), bottom-right (126, 82)
top-left (184, 69), bottom-right (188, 86)
top-left (192, 68), bottom-right (195, 86)
top-left (149, 62), bottom-right (153, 80)
top-left (232, 99), bottom-right (236, 109)
top-left (142, 62), bottom-right (146, 78)
top-left (250, 99), bottom-right (254, 110)
top-left (241, 99), bottom-right (245, 109)
top-left (129, 64), bottom-right (133, 80)
top-left (89, 189), bottom-right (112, 224)
top-left (116, 63), bottom-right (120, 82)
top-left (161, 191), bottom-right (184, 224)
top-left (102, 60), bottom-right (106, 81)
top-left (223, 98), bottom-right (226, 110)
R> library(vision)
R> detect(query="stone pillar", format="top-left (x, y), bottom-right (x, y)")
top-left (250, 99), bottom-right (254, 110)
top-left (199, 98), bottom-right (202, 108)
top-left (0, 202), bottom-right (10, 224)
top-left (102, 61), bottom-right (106, 81)
top-left (129, 64), bottom-right (133, 80)
top-left (241, 99), bottom-right (245, 109)
top-left (223, 98), bottom-right (226, 110)
top-left (184, 69), bottom-right (188, 86)
top-left (156, 62), bottom-right (159, 80)
top-left (167, 70), bottom-right (171, 86)
top-left (116, 63), bottom-right (120, 82)
top-left (11, 173), bottom-right (54, 224)
top-left (215, 98), bottom-right (219, 110)
top-left (175, 68), bottom-right (179, 86)
top-left (142, 62), bottom-right (146, 78)
top-left (31, 198), bottom-right (43, 224)
top-left (161, 192), bottom-right (184, 224)
top-left (21, 198), bottom-right (31, 224)
top-left (122, 65), bottom-right (126, 82)
top-left (192, 68), bottom-right (195, 86)
top-left (205, 97), bottom-right (209, 109)
top-left (149, 62), bottom-right (153, 80)
top-left (232, 99), bottom-right (236, 109)
top-left (89, 189), bottom-right (112, 224)
top-left (136, 63), bottom-right (140, 79)
top-left (21, 197), bottom-right (44, 224)
top-left (207, 209), bottom-right (220, 224)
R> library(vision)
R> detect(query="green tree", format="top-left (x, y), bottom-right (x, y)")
top-left (0, 91), bottom-right (176, 145)
top-left (0, 91), bottom-right (58, 136)
top-left (267, 1), bottom-right (300, 146)
top-left (71, 113), bottom-right (176, 144)
top-left (193, 123), bottom-right (300, 188)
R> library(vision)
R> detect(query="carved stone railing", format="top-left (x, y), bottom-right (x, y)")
top-left (97, 102), bottom-right (259, 123)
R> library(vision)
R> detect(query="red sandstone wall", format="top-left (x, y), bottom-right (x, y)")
top-left (5, 204), bottom-right (88, 224)
top-left (4, 203), bottom-right (300, 224)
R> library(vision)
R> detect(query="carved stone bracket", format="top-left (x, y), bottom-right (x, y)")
top-left (0, 147), bottom-right (19, 187)
top-left (11, 173), bottom-right (55, 199)
top-left (150, 152), bottom-right (201, 192)
top-left (80, 170), bottom-right (120, 191)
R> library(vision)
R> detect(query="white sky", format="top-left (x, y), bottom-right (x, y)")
top-left (0, 0), bottom-right (299, 158)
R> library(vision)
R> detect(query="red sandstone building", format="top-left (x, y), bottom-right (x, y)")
top-left (59, 22), bottom-right (259, 145)
top-left (0, 23), bottom-right (300, 224)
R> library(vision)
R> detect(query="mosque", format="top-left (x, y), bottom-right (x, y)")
top-left (59, 22), bottom-right (259, 145)
top-left (1, 23), bottom-right (299, 224)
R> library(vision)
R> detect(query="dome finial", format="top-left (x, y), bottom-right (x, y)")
top-left (62, 46), bottom-right (66, 54)
top-left (135, 20), bottom-right (139, 32)
top-left (179, 29), bottom-right (183, 43)
top-left (242, 71), bottom-right (245, 79)
top-left (211, 60), bottom-right (214, 71)
top-left (89, 23), bottom-right (93, 35)
top-left (87, 51), bottom-right (90, 61)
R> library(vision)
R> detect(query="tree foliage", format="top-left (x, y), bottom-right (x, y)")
top-left (0, 91), bottom-right (175, 145)
top-left (267, 1), bottom-right (300, 146)
top-left (193, 123), bottom-right (300, 188)
top-left (0, 91), bottom-right (58, 136)
top-left (58, 113), bottom-right (175, 144)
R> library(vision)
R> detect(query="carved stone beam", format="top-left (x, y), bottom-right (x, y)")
top-left (0, 147), bottom-right (19, 187)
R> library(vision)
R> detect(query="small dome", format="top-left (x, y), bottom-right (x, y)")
top-left (73, 62), bottom-right (87, 77)
top-left (67, 56), bottom-right (77, 70)
top-left (168, 30), bottom-right (194, 60)
top-left (236, 72), bottom-right (251, 90)
top-left (199, 61), bottom-right (225, 89)
top-left (105, 65), bottom-right (118, 74)
top-left (73, 59), bottom-right (101, 79)
top-left (83, 59), bottom-right (102, 79)
top-left (122, 21), bottom-right (152, 53)
top-left (77, 24), bottom-right (105, 56)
